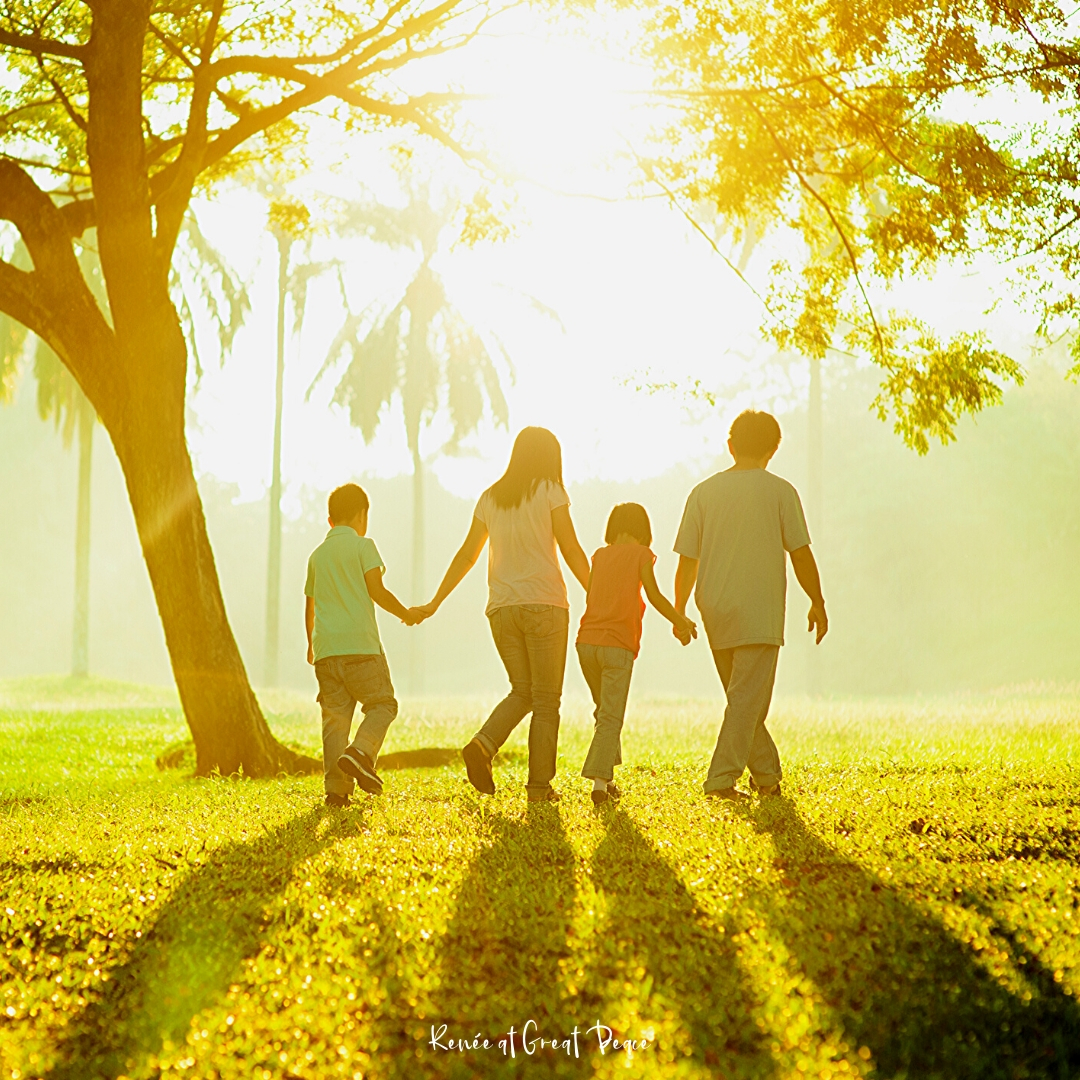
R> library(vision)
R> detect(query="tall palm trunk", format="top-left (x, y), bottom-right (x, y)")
top-left (71, 395), bottom-right (94, 678)
top-left (806, 355), bottom-right (823, 696)
top-left (264, 235), bottom-right (290, 687)
top-left (410, 444), bottom-right (425, 693)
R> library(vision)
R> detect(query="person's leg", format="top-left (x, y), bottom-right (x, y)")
top-left (577, 643), bottom-right (603, 780)
top-left (703, 645), bottom-right (780, 794)
top-left (580, 646), bottom-right (633, 782)
top-left (521, 605), bottom-right (569, 794)
top-left (745, 653), bottom-right (783, 789)
top-left (474, 607), bottom-right (533, 757)
top-left (342, 654), bottom-right (399, 762)
top-left (314, 657), bottom-right (358, 798)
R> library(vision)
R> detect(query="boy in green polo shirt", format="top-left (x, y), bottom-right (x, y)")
top-left (305, 483), bottom-right (416, 807)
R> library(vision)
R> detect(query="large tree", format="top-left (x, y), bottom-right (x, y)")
top-left (0, 0), bottom-right (499, 775)
top-left (645, 0), bottom-right (1080, 451)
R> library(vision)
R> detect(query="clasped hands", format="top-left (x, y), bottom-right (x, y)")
top-left (671, 612), bottom-right (698, 647)
top-left (401, 601), bottom-right (439, 627)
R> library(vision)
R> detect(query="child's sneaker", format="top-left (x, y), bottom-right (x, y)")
top-left (527, 787), bottom-right (561, 803)
top-left (706, 786), bottom-right (750, 803)
top-left (337, 748), bottom-right (383, 795)
top-left (324, 792), bottom-right (350, 808)
top-left (462, 739), bottom-right (496, 795)
top-left (749, 777), bottom-right (782, 798)
top-left (592, 781), bottom-right (622, 806)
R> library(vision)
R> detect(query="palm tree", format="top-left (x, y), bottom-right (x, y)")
top-left (34, 342), bottom-right (97, 677)
top-left (260, 196), bottom-right (335, 687)
top-left (0, 235), bottom-right (104, 677)
top-left (313, 185), bottom-right (514, 691)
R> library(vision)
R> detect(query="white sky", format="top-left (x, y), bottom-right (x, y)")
top-left (183, 9), bottom-right (1042, 513)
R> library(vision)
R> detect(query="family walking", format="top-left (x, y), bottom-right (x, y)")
top-left (304, 411), bottom-right (828, 808)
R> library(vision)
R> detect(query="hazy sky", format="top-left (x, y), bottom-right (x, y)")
top-left (182, 11), bottom-right (1041, 512)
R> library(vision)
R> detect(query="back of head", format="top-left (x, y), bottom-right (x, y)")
top-left (328, 483), bottom-right (369, 525)
top-left (488, 427), bottom-right (564, 509)
top-left (605, 502), bottom-right (652, 546)
top-left (728, 409), bottom-right (782, 458)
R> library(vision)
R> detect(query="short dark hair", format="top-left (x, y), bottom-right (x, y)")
top-left (728, 410), bottom-right (782, 458)
top-left (605, 502), bottom-right (652, 546)
top-left (328, 483), bottom-right (369, 525)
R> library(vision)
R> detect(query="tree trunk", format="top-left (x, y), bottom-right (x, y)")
top-left (108, 379), bottom-right (315, 776)
top-left (71, 396), bottom-right (94, 679)
top-left (264, 236), bottom-right (289, 687)
top-left (409, 444), bottom-right (425, 693)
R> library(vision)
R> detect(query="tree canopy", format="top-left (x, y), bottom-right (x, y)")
top-left (645, 0), bottom-right (1080, 450)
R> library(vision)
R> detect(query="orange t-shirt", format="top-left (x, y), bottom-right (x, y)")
top-left (576, 544), bottom-right (655, 658)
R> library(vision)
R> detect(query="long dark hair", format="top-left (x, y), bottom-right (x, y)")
top-left (487, 427), bottom-right (564, 509)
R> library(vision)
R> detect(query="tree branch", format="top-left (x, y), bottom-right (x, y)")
top-left (746, 97), bottom-right (885, 356)
top-left (0, 26), bottom-right (86, 60)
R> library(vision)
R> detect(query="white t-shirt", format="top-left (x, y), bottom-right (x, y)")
top-left (474, 480), bottom-right (571, 616)
top-left (674, 469), bottom-right (810, 650)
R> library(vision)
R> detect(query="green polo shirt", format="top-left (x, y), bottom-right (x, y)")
top-left (304, 526), bottom-right (385, 660)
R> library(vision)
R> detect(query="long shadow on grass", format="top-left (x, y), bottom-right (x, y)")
top-left (44, 805), bottom-right (363, 1080)
top-left (753, 801), bottom-right (1080, 1080)
top-left (580, 808), bottom-right (775, 1078)
top-left (408, 804), bottom-right (580, 1080)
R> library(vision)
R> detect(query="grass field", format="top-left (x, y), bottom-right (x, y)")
top-left (2, 677), bottom-right (1080, 1080)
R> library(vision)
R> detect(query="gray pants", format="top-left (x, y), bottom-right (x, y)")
top-left (314, 653), bottom-right (399, 797)
top-left (577, 643), bottom-right (634, 781)
top-left (704, 644), bottom-right (782, 793)
top-left (475, 604), bottom-right (569, 794)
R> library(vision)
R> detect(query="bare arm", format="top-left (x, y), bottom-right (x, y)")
top-left (551, 504), bottom-right (591, 592)
top-left (305, 595), bottom-right (315, 665)
top-left (419, 517), bottom-right (489, 617)
top-left (365, 567), bottom-right (412, 623)
top-left (641, 560), bottom-right (697, 644)
top-left (789, 545), bottom-right (828, 643)
top-left (674, 554), bottom-right (699, 615)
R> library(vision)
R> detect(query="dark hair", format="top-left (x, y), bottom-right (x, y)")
top-left (328, 483), bottom-right (369, 525)
top-left (605, 503), bottom-right (652, 546)
top-left (728, 409), bottom-right (782, 458)
top-left (487, 427), bottom-right (564, 509)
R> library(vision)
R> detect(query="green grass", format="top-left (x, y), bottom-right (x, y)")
top-left (2, 677), bottom-right (1080, 1079)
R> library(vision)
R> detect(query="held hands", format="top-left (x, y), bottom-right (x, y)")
top-left (401, 601), bottom-right (440, 627)
top-left (672, 613), bottom-right (698, 647)
top-left (807, 601), bottom-right (828, 644)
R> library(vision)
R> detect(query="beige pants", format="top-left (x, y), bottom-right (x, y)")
top-left (703, 644), bottom-right (782, 793)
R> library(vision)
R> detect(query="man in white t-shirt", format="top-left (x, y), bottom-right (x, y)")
top-left (674, 410), bottom-right (828, 801)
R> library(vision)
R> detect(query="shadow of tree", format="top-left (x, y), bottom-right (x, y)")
top-left (404, 804), bottom-right (581, 1079)
top-left (580, 807), bottom-right (776, 1078)
top-left (44, 806), bottom-right (365, 1080)
top-left (751, 801), bottom-right (1080, 1079)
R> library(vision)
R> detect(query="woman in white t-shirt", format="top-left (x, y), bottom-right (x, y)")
top-left (418, 427), bottom-right (590, 800)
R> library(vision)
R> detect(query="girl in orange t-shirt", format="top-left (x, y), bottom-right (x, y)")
top-left (577, 503), bottom-right (698, 804)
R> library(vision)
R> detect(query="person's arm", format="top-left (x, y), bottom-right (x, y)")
top-left (305, 596), bottom-right (315, 665)
top-left (416, 517), bottom-right (489, 619)
top-left (641, 560), bottom-right (697, 645)
top-left (365, 567), bottom-right (414, 623)
top-left (789, 545), bottom-right (828, 643)
top-left (551, 504), bottom-right (590, 591)
top-left (674, 554), bottom-right (699, 615)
